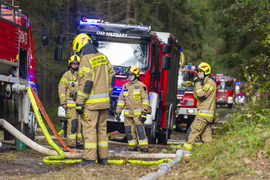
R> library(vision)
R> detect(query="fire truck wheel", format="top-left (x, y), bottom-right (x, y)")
top-left (146, 121), bottom-right (157, 144)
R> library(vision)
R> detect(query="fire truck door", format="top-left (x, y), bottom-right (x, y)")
top-left (150, 43), bottom-right (160, 91)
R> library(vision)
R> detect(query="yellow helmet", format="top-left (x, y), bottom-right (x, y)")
top-left (195, 62), bottom-right (211, 75)
top-left (72, 33), bottom-right (93, 52)
top-left (68, 55), bottom-right (81, 66)
top-left (126, 65), bottom-right (140, 77)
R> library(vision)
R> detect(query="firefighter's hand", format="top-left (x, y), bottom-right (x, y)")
top-left (76, 104), bottom-right (84, 114)
top-left (200, 79), bottom-right (204, 86)
top-left (193, 75), bottom-right (199, 83)
top-left (115, 113), bottom-right (121, 122)
top-left (140, 112), bottom-right (147, 123)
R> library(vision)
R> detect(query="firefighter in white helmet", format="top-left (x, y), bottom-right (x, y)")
top-left (58, 55), bottom-right (84, 149)
top-left (115, 65), bottom-right (149, 152)
top-left (73, 33), bottom-right (115, 166)
top-left (183, 62), bottom-right (216, 153)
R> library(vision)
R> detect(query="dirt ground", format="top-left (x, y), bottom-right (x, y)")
top-left (0, 107), bottom-right (232, 180)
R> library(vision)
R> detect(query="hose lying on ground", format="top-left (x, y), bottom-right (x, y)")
top-left (27, 87), bottom-right (80, 165)
top-left (0, 118), bottom-right (176, 165)
top-left (138, 149), bottom-right (187, 180)
top-left (0, 118), bottom-right (81, 158)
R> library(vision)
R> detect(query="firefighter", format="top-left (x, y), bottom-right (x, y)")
top-left (73, 33), bottom-right (115, 166)
top-left (183, 62), bottom-right (216, 153)
top-left (58, 55), bottom-right (84, 149)
top-left (115, 65), bottom-right (149, 152)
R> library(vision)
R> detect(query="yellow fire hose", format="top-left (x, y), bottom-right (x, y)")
top-left (27, 86), bottom-right (173, 165)
top-left (27, 87), bottom-right (80, 165)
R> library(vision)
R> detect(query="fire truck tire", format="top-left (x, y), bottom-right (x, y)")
top-left (157, 131), bottom-right (168, 145)
top-left (146, 121), bottom-right (157, 144)
top-left (228, 104), bottom-right (233, 108)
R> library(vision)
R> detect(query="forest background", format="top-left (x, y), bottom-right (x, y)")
top-left (4, 0), bottom-right (270, 113)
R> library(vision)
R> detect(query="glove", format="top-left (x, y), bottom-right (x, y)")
top-left (73, 92), bottom-right (77, 101)
top-left (193, 75), bottom-right (200, 83)
top-left (76, 104), bottom-right (84, 114)
top-left (115, 113), bottom-right (121, 122)
top-left (200, 79), bottom-right (204, 86)
top-left (140, 112), bottom-right (147, 123)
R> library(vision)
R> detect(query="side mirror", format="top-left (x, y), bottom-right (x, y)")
top-left (54, 46), bottom-right (63, 61)
top-left (162, 44), bottom-right (171, 54)
top-left (41, 28), bottom-right (49, 47)
top-left (56, 35), bottom-right (65, 45)
top-left (161, 55), bottom-right (171, 70)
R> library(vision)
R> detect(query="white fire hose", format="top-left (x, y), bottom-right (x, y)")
top-left (139, 149), bottom-right (188, 180)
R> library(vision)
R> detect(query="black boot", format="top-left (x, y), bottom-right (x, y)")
top-left (140, 148), bottom-right (148, 152)
top-left (128, 147), bottom-right (138, 151)
top-left (98, 158), bottom-right (108, 165)
top-left (75, 159), bottom-right (96, 166)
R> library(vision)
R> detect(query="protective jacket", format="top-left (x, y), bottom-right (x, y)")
top-left (193, 76), bottom-right (216, 122)
top-left (76, 52), bottom-right (115, 110)
top-left (116, 79), bottom-right (150, 117)
top-left (58, 69), bottom-right (79, 106)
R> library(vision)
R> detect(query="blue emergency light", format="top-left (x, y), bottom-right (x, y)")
top-left (236, 81), bottom-right (241, 85)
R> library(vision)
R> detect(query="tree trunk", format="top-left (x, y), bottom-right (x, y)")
top-left (125, 0), bottom-right (131, 20)
top-left (108, 0), bottom-right (112, 22)
top-left (62, 0), bottom-right (70, 32)
top-left (155, 4), bottom-right (158, 20)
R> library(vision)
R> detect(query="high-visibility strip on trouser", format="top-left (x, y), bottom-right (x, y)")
top-left (124, 115), bottom-right (148, 149)
top-left (81, 109), bottom-right (108, 161)
top-left (186, 116), bottom-right (212, 147)
top-left (66, 106), bottom-right (84, 146)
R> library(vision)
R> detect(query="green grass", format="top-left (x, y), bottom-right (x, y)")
top-left (184, 100), bottom-right (270, 179)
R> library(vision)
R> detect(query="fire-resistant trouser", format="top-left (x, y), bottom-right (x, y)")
top-left (183, 117), bottom-right (212, 151)
top-left (124, 115), bottom-right (148, 150)
top-left (81, 108), bottom-right (108, 161)
top-left (65, 106), bottom-right (83, 147)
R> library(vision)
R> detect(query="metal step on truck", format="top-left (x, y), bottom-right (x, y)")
top-left (55, 18), bottom-right (182, 144)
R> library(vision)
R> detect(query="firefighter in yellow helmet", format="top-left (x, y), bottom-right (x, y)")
top-left (73, 33), bottom-right (115, 166)
top-left (58, 55), bottom-right (84, 149)
top-left (115, 65), bottom-right (149, 152)
top-left (183, 62), bottom-right (216, 153)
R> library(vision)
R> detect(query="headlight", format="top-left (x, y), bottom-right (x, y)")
top-left (187, 109), bottom-right (194, 113)
top-left (228, 96), bottom-right (233, 100)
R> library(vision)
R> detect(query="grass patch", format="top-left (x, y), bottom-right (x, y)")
top-left (185, 100), bottom-right (270, 178)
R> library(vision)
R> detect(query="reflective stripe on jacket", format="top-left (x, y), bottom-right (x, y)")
top-left (193, 76), bottom-right (216, 120)
top-left (116, 79), bottom-right (149, 117)
top-left (58, 70), bottom-right (79, 105)
top-left (76, 52), bottom-right (115, 110)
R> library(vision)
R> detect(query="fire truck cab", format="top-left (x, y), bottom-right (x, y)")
top-left (55, 19), bottom-right (181, 144)
top-left (216, 74), bottom-right (235, 108)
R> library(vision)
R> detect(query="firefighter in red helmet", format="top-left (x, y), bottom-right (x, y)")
top-left (115, 65), bottom-right (149, 152)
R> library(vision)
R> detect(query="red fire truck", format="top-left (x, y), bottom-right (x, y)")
top-left (175, 64), bottom-right (197, 131)
top-left (55, 19), bottom-right (181, 144)
top-left (216, 74), bottom-right (235, 108)
top-left (0, 1), bottom-right (48, 140)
